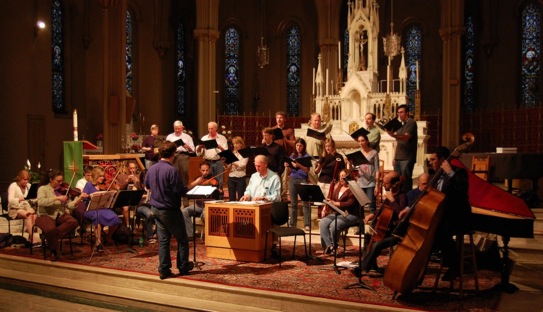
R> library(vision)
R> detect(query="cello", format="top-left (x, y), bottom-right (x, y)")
top-left (383, 133), bottom-right (474, 295)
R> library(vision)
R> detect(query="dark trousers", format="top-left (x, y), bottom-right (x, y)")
top-left (35, 213), bottom-right (78, 252)
top-left (227, 176), bottom-right (246, 201)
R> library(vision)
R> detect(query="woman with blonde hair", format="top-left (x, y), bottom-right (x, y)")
top-left (7, 170), bottom-right (38, 239)
top-left (227, 136), bottom-right (248, 201)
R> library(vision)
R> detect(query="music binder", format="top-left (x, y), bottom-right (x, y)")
top-left (376, 118), bottom-right (403, 132)
top-left (86, 191), bottom-right (117, 211)
top-left (111, 190), bottom-right (145, 209)
top-left (283, 156), bottom-right (313, 169)
top-left (199, 139), bottom-right (218, 149)
top-left (238, 146), bottom-right (270, 158)
top-left (25, 183), bottom-right (39, 200)
top-left (346, 150), bottom-right (370, 167)
top-left (172, 138), bottom-right (185, 147)
top-left (218, 149), bottom-right (239, 164)
top-left (273, 127), bottom-right (284, 140)
top-left (350, 127), bottom-right (370, 141)
top-left (306, 128), bottom-right (327, 141)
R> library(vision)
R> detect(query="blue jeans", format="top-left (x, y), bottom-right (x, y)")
top-left (151, 207), bottom-right (191, 275)
top-left (182, 204), bottom-right (204, 238)
top-left (135, 204), bottom-right (155, 239)
top-left (288, 178), bottom-right (310, 227)
top-left (228, 176), bottom-right (246, 201)
top-left (394, 158), bottom-right (415, 193)
top-left (319, 213), bottom-right (359, 249)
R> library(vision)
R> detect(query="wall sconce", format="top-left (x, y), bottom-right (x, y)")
top-left (35, 20), bottom-right (46, 37)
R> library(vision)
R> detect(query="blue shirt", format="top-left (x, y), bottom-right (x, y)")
top-left (243, 169), bottom-right (281, 202)
top-left (289, 153), bottom-right (310, 180)
top-left (144, 160), bottom-right (187, 210)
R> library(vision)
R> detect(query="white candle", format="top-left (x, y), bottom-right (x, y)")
top-left (338, 41), bottom-right (341, 70)
top-left (416, 61), bottom-right (420, 90)
top-left (26, 159), bottom-right (31, 171)
top-left (312, 67), bottom-right (315, 95)
top-left (38, 162), bottom-right (41, 170)
top-left (73, 109), bottom-right (79, 141)
top-left (326, 69), bottom-right (329, 96)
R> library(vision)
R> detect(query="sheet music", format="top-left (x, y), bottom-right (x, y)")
top-left (323, 200), bottom-right (348, 218)
top-left (86, 191), bottom-right (116, 211)
top-left (187, 185), bottom-right (218, 196)
top-left (347, 181), bottom-right (371, 206)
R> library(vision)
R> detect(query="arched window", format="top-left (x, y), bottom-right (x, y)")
top-left (176, 19), bottom-right (186, 115)
top-left (126, 10), bottom-right (133, 95)
top-left (224, 27), bottom-right (240, 115)
top-left (286, 24), bottom-right (301, 116)
top-left (403, 25), bottom-right (421, 113)
top-left (52, 0), bottom-right (65, 113)
top-left (343, 28), bottom-right (349, 78)
top-left (521, 2), bottom-right (541, 107)
top-left (462, 13), bottom-right (476, 112)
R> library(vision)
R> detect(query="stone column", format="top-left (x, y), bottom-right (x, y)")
top-left (194, 0), bottom-right (220, 137)
top-left (439, 0), bottom-right (465, 148)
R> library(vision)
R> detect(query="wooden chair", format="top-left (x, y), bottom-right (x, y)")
top-left (30, 224), bottom-right (73, 260)
top-left (264, 202), bottom-right (308, 267)
top-left (471, 156), bottom-right (490, 181)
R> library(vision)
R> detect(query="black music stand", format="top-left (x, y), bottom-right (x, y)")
top-left (186, 185), bottom-right (219, 270)
top-left (344, 181), bottom-right (374, 291)
top-left (295, 183), bottom-right (325, 263)
top-left (111, 190), bottom-right (145, 254)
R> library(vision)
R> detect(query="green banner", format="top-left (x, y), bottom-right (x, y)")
top-left (63, 141), bottom-right (84, 187)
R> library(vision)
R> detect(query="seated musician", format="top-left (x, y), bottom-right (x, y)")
top-left (240, 155), bottom-right (281, 202)
top-left (81, 166), bottom-right (121, 252)
top-left (406, 173), bottom-right (429, 207)
top-left (135, 169), bottom-right (156, 243)
top-left (399, 146), bottom-right (472, 281)
top-left (75, 165), bottom-right (93, 191)
top-left (181, 161), bottom-right (220, 238)
top-left (7, 169), bottom-right (38, 241)
top-left (116, 161), bottom-right (142, 227)
top-left (319, 169), bottom-right (360, 255)
top-left (360, 171), bottom-right (408, 273)
top-left (35, 169), bottom-right (85, 261)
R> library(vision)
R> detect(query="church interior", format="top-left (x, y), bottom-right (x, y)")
top-left (1, 0), bottom-right (543, 311)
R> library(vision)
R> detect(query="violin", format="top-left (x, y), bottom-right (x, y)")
top-left (57, 182), bottom-right (82, 197)
top-left (202, 177), bottom-right (219, 186)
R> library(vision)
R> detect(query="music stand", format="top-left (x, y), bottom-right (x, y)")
top-left (111, 190), bottom-right (144, 254)
top-left (322, 199), bottom-right (348, 274)
top-left (295, 183), bottom-right (325, 263)
top-left (186, 185), bottom-right (219, 270)
top-left (343, 181), bottom-right (374, 291)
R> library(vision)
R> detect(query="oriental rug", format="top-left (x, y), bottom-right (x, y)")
top-left (0, 236), bottom-right (503, 312)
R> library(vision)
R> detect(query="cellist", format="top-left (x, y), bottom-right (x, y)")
top-left (398, 146), bottom-right (472, 281)
top-left (359, 171), bottom-right (408, 274)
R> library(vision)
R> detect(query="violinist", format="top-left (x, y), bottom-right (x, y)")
top-left (319, 169), bottom-right (360, 255)
top-left (359, 171), bottom-right (408, 274)
top-left (116, 161), bottom-right (142, 227)
top-left (315, 138), bottom-right (345, 209)
top-left (81, 166), bottom-right (121, 252)
top-left (7, 170), bottom-right (38, 241)
top-left (181, 161), bottom-right (219, 238)
top-left (35, 169), bottom-right (83, 261)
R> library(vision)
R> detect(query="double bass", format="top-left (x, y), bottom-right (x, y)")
top-left (383, 133), bottom-right (474, 295)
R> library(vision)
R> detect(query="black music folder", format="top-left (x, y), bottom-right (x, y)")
top-left (346, 150), bottom-right (370, 167)
top-left (111, 190), bottom-right (145, 209)
top-left (306, 128), bottom-right (327, 141)
top-left (295, 156), bottom-right (313, 168)
top-left (376, 118), bottom-right (403, 132)
top-left (199, 139), bottom-right (218, 149)
top-left (25, 183), bottom-right (39, 200)
top-left (350, 127), bottom-right (370, 141)
top-left (172, 138), bottom-right (185, 147)
top-left (218, 149), bottom-right (239, 164)
top-left (273, 127), bottom-right (284, 140)
top-left (238, 146), bottom-right (270, 158)
top-left (295, 183), bottom-right (325, 203)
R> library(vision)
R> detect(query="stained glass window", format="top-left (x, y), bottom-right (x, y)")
top-left (521, 2), bottom-right (541, 107)
top-left (344, 29), bottom-right (349, 78)
top-left (126, 11), bottom-right (133, 95)
top-left (225, 27), bottom-right (240, 115)
top-left (176, 20), bottom-right (186, 115)
top-left (52, 0), bottom-right (65, 113)
top-left (462, 14), bottom-right (476, 112)
top-left (286, 25), bottom-right (301, 116)
top-left (404, 25), bottom-right (421, 113)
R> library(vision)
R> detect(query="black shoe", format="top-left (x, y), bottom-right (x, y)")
top-left (159, 271), bottom-right (180, 280)
top-left (271, 245), bottom-right (280, 259)
top-left (179, 262), bottom-right (194, 276)
top-left (441, 269), bottom-right (459, 281)
top-left (96, 244), bottom-right (104, 253)
top-left (50, 251), bottom-right (60, 262)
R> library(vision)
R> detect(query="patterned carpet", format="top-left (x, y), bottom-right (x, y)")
top-left (0, 236), bottom-right (502, 311)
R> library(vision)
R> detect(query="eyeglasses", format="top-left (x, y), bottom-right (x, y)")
top-left (54, 179), bottom-right (63, 183)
